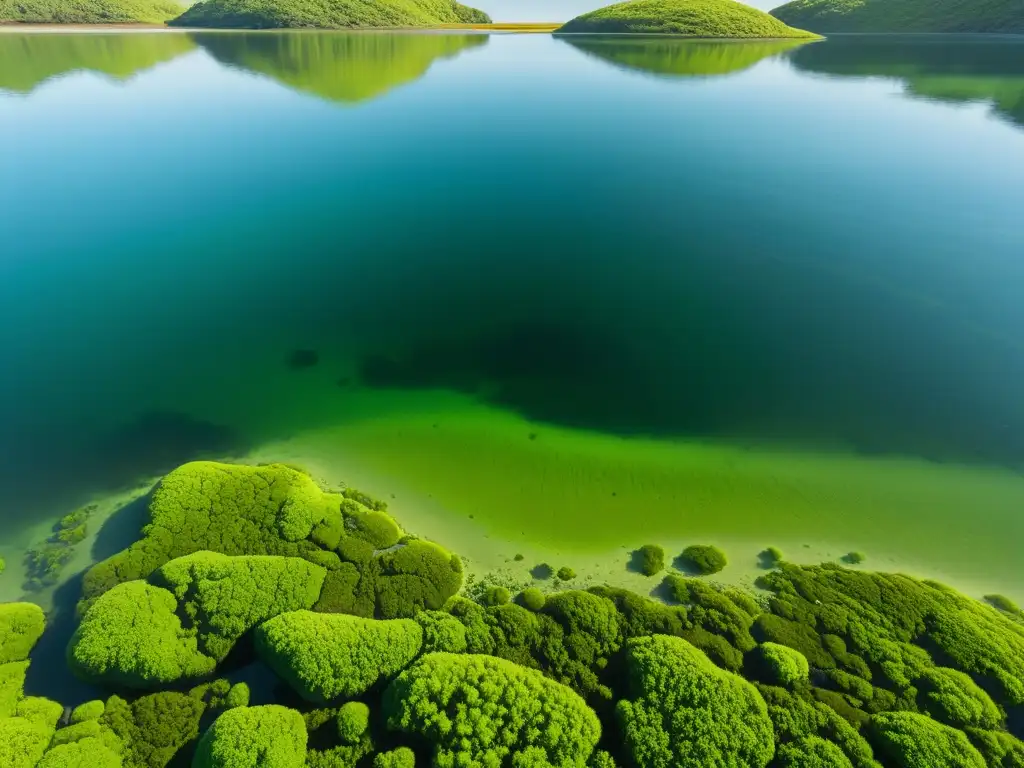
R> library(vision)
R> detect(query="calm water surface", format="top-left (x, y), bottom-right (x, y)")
top-left (2, 32), bottom-right (1023, 593)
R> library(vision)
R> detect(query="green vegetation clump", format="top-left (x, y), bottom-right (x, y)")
top-left (193, 705), bottom-right (307, 768)
top-left (37, 737), bottom-right (122, 768)
top-left (336, 702), bottom-right (370, 745)
top-left (843, 551), bottom-right (866, 565)
top-left (519, 587), bottom-right (546, 611)
top-left (917, 667), bottom-right (1002, 729)
top-left (617, 634), bottom-right (774, 768)
top-left (0, 603), bottom-right (45, 665)
top-left (384, 652), bottom-right (601, 767)
top-left (762, 546), bottom-right (785, 566)
top-left (70, 700), bottom-right (105, 724)
top-left (415, 610), bottom-right (467, 654)
top-left (100, 690), bottom-right (209, 767)
top-left (224, 683), bottom-right (250, 709)
top-left (170, 0), bottom-right (489, 29)
top-left (761, 642), bottom-right (810, 686)
top-left (557, 566), bottom-right (577, 581)
top-left (635, 544), bottom-right (665, 576)
top-left (254, 611), bottom-right (422, 703)
top-left (67, 580), bottom-right (215, 688)
top-left (82, 462), bottom-right (461, 621)
top-left (985, 594), bottom-right (1020, 614)
top-left (558, 0), bottom-right (817, 37)
top-left (0, 555), bottom-right (5, 573)
top-left (0, 0), bottom-right (183, 22)
top-left (679, 544), bottom-right (728, 575)
top-left (770, 0), bottom-right (1024, 33)
top-left (374, 747), bottom-right (415, 768)
top-left (481, 585), bottom-right (511, 606)
top-left (868, 711), bottom-right (986, 768)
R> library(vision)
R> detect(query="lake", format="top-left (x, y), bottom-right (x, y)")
top-left (1, 30), bottom-right (1023, 603)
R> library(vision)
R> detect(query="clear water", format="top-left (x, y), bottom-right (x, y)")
top-left (2, 31), bottom-right (1023, 595)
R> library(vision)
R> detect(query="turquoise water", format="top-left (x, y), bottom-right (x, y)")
top-left (1, 32), bottom-right (1024, 577)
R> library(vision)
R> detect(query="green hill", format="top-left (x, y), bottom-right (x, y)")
top-left (0, 0), bottom-right (183, 23)
top-left (192, 31), bottom-right (487, 103)
top-left (0, 32), bottom-right (195, 92)
top-left (788, 35), bottom-right (1024, 127)
top-left (557, 0), bottom-right (818, 37)
top-left (565, 37), bottom-right (812, 76)
top-left (170, 0), bottom-right (489, 29)
top-left (771, 0), bottom-right (1024, 33)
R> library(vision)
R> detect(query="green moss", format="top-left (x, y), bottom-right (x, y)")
top-left (868, 711), bottom-right (986, 768)
top-left (50, 720), bottom-right (104, 748)
top-left (336, 701), bottom-right (370, 745)
top-left (255, 611), bottom-right (422, 703)
top-left (679, 544), bottom-right (728, 575)
top-left (964, 728), bottom-right (1024, 768)
top-left (519, 587), bottom-right (546, 611)
top-left (70, 700), bottom-right (105, 724)
top-left (918, 667), bottom-right (1002, 729)
top-left (556, 566), bottom-right (577, 581)
top-left (37, 737), bottom-right (123, 768)
top-left (151, 551), bottom-right (326, 661)
top-left (170, 0), bottom-right (489, 29)
top-left (481, 585), bottom-right (510, 606)
top-left (762, 547), bottom-right (785, 566)
top-left (0, 0), bottom-right (183, 22)
top-left (0, 659), bottom-right (31, 718)
top-left (372, 539), bottom-right (464, 619)
top-left (101, 691), bottom-right (205, 768)
top-left (776, 736), bottom-right (855, 768)
top-left (985, 594), bottom-right (1021, 614)
top-left (635, 544), bottom-right (666, 576)
top-left (67, 580), bottom-right (215, 689)
top-left (0, 602), bottom-right (46, 665)
top-left (770, 0), bottom-right (1024, 33)
top-left (558, 0), bottom-right (817, 36)
top-left (374, 748), bottom-right (415, 768)
top-left (761, 642), bottom-right (810, 686)
top-left (843, 552), bottom-right (866, 565)
top-left (415, 610), bottom-right (467, 654)
top-left (0, 716), bottom-right (55, 768)
top-left (224, 683), bottom-right (250, 709)
top-left (193, 705), bottom-right (307, 768)
top-left (618, 634), bottom-right (774, 768)
top-left (384, 652), bottom-right (601, 767)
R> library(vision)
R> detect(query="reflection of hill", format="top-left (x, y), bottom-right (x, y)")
top-left (565, 37), bottom-right (813, 78)
top-left (0, 33), bottom-right (196, 94)
top-left (789, 36), bottom-right (1024, 128)
top-left (192, 32), bottom-right (487, 103)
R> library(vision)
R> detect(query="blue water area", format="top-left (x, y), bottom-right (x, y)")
top-left (1, 31), bottom-right (1023, 534)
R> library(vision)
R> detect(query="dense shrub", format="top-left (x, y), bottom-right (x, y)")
top-left (617, 635), bottom-right (774, 768)
top-left (255, 611), bottom-right (422, 703)
top-left (557, 566), bottom-right (577, 581)
top-left (415, 610), bottom-right (467, 654)
top-left (101, 691), bottom-right (206, 768)
top-left (336, 701), bottom-right (370, 744)
top-left (151, 551), bottom-right (326, 660)
top-left (918, 667), bottom-right (1002, 729)
top-left (519, 587), bottom-right (546, 611)
top-left (384, 653), bottom-right (601, 767)
top-left (374, 747), bottom-right (415, 768)
top-left (482, 586), bottom-right (511, 606)
top-left (0, 603), bottom-right (46, 664)
top-left (679, 544), bottom-right (727, 575)
top-left (37, 737), bottom-right (122, 768)
top-left (0, 715), bottom-right (55, 768)
top-left (224, 683), bottom-right (250, 709)
top-left (193, 705), bottom-right (307, 768)
top-left (761, 642), bottom-right (810, 686)
top-left (68, 581), bottom-right (215, 688)
top-left (776, 736), bottom-right (855, 768)
top-left (635, 545), bottom-right (665, 576)
top-left (843, 552), bottom-right (866, 565)
top-left (868, 712), bottom-right (986, 768)
top-left (70, 700), bottom-right (105, 723)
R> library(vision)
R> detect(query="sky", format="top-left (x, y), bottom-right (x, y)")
top-left (474, 0), bottom-right (774, 21)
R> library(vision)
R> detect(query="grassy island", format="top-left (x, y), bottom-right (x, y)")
top-left (770, 0), bottom-right (1024, 33)
top-left (2, 459), bottom-right (1024, 767)
top-left (0, 0), bottom-right (183, 23)
top-left (557, 0), bottom-right (818, 38)
top-left (170, 0), bottom-right (489, 30)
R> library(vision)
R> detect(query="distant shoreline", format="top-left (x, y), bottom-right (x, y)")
top-left (0, 22), bottom-right (563, 33)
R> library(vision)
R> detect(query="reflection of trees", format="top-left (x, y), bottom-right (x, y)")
top-left (789, 35), bottom-right (1024, 128)
top-left (192, 32), bottom-right (487, 103)
top-left (564, 37), bottom-right (813, 78)
top-left (0, 33), bottom-right (196, 93)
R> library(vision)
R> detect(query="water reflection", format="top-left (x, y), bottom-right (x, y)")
top-left (789, 35), bottom-right (1024, 129)
top-left (0, 32), bottom-right (195, 93)
top-left (191, 31), bottom-right (488, 103)
top-left (564, 37), bottom-right (814, 78)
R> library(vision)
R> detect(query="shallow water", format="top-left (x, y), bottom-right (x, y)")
top-left (1, 31), bottom-right (1023, 598)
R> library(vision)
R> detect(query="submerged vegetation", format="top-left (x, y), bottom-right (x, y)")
top-left (171, 0), bottom-right (489, 30)
top-left (770, 0), bottom-right (1024, 33)
top-left (0, 0), bottom-right (183, 23)
top-left (2, 459), bottom-right (1024, 767)
top-left (558, 0), bottom-right (818, 37)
